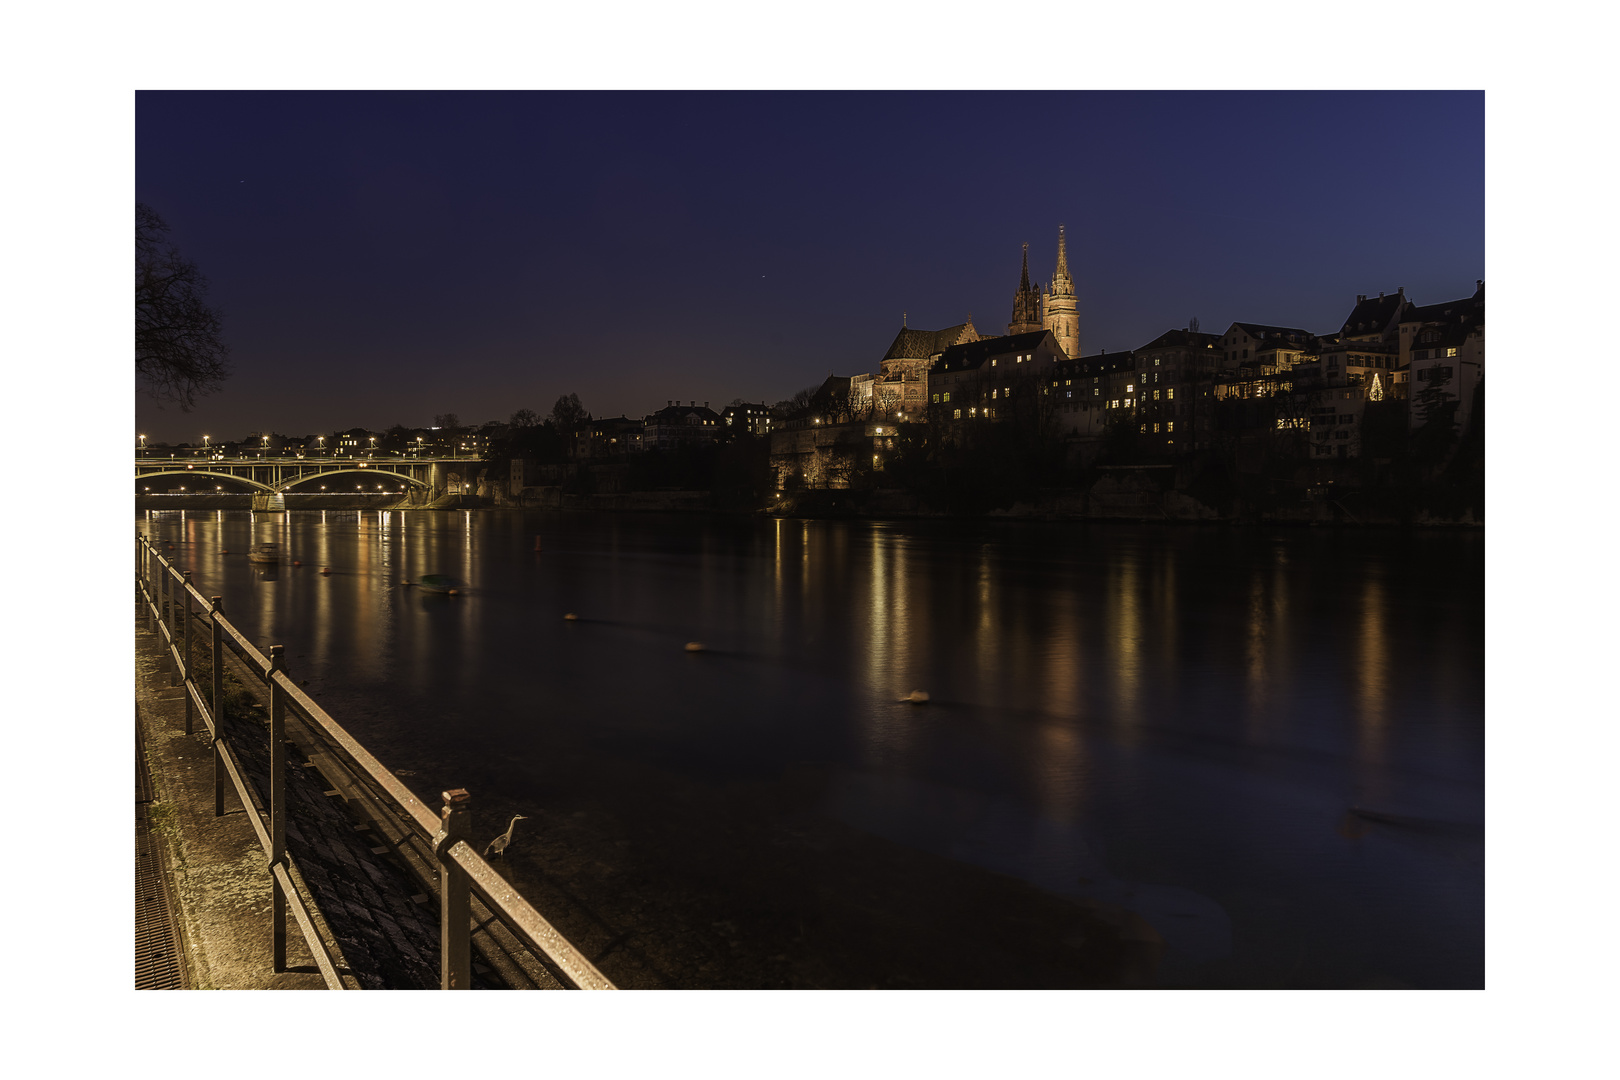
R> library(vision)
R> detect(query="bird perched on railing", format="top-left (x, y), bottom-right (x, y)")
top-left (485, 814), bottom-right (528, 859)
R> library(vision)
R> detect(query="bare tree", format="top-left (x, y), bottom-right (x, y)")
top-left (509, 408), bottom-right (540, 428)
top-left (136, 203), bottom-right (229, 410)
top-left (551, 393), bottom-right (588, 430)
top-left (434, 413), bottom-right (461, 431)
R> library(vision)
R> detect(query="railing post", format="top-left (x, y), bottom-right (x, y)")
top-left (268, 644), bottom-right (287, 972)
top-left (181, 571), bottom-right (194, 735)
top-left (163, 560), bottom-right (177, 685)
top-left (146, 542), bottom-right (156, 634)
top-left (211, 597), bottom-right (226, 817)
top-left (433, 788), bottom-right (473, 989)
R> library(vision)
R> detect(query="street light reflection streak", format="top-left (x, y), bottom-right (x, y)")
top-left (1356, 570), bottom-right (1390, 787)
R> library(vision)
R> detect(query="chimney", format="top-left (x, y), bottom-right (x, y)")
top-left (1397, 286), bottom-right (1404, 297)
top-left (704, 401), bottom-right (709, 409)
top-left (1378, 291), bottom-right (1384, 299)
top-left (1357, 294), bottom-right (1366, 303)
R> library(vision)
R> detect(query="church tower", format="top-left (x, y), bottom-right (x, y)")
top-left (1008, 243), bottom-right (1043, 335)
top-left (1042, 225), bottom-right (1080, 358)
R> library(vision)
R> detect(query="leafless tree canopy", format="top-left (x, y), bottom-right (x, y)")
top-left (136, 203), bottom-right (230, 410)
top-left (551, 393), bottom-right (588, 430)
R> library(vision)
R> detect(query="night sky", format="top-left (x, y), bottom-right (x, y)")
top-left (135, 91), bottom-right (1483, 444)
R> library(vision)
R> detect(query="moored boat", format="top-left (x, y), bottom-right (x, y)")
top-left (247, 542), bottom-right (281, 565)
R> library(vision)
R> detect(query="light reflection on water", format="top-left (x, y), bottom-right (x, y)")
top-left (139, 509), bottom-right (1483, 987)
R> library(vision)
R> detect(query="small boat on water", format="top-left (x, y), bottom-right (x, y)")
top-left (247, 542), bottom-right (281, 565)
top-left (417, 574), bottom-right (460, 595)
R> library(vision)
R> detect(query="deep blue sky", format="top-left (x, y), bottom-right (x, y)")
top-left (135, 91), bottom-right (1483, 443)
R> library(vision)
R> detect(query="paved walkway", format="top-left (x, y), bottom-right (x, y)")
top-left (136, 620), bottom-right (330, 989)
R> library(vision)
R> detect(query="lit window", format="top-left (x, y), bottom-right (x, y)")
top-left (1126, 384), bottom-right (1134, 392)
top-left (953, 409), bottom-right (961, 419)
top-left (1153, 423), bottom-right (1160, 433)
top-left (1167, 388), bottom-right (1174, 399)
top-left (1153, 390), bottom-right (1160, 400)
top-left (1167, 422), bottom-right (1174, 432)
top-left (992, 358), bottom-right (997, 366)
top-left (943, 393), bottom-right (950, 402)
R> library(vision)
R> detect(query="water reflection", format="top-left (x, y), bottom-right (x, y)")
top-left (1356, 570), bottom-right (1390, 795)
top-left (134, 511), bottom-right (1484, 988)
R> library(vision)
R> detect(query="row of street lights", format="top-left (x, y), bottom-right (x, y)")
top-left (137, 434), bottom-right (466, 458)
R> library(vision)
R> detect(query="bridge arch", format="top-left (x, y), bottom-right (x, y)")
top-left (135, 469), bottom-right (274, 493)
top-left (273, 468), bottom-right (429, 493)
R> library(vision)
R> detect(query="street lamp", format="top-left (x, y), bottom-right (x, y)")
top-left (318, 436), bottom-right (327, 457)
top-left (369, 435), bottom-right (376, 457)
top-left (138, 434), bottom-right (146, 457)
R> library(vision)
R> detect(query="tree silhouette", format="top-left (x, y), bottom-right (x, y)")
top-left (136, 203), bottom-right (229, 410)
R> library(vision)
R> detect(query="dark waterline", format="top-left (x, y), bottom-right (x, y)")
top-left (140, 508), bottom-right (1484, 988)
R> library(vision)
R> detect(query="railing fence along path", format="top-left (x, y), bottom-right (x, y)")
top-left (136, 533), bottom-right (615, 990)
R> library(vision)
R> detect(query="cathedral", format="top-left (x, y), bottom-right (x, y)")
top-left (1008, 225), bottom-right (1080, 358)
top-left (858, 227), bottom-right (1081, 417)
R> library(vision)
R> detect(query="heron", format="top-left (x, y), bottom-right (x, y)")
top-left (485, 814), bottom-right (528, 859)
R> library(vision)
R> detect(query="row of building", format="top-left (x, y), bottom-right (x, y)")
top-left (768, 228), bottom-right (1484, 486)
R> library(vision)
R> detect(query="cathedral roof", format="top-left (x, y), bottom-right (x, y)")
top-left (882, 322), bottom-right (976, 361)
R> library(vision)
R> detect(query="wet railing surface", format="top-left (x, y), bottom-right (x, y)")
top-left (136, 533), bottom-right (615, 990)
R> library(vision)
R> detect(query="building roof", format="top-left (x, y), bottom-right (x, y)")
top-left (645, 403), bottom-right (720, 423)
top-left (1402, 282), bottom-right (1485, 327)
top-left (1135, 329), bottom-right (1222, 352)
top-left (1055, 349), bottom-right (1135, 375)
top-left (882, 321), bottom-right (978, 361)
top-left (1339, 290), bottom-right (1408, 336)
top-left (1228, 322), bottom-right (1313, 342)
top-left (932, 330), bottom-right (1055, 373)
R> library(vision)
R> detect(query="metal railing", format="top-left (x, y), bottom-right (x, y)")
top-left (136, 533), bottom-right (615, 990)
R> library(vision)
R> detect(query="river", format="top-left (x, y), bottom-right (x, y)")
top-left (138, 508), bottom-right (1484, 988)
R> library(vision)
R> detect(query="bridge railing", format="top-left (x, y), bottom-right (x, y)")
top-left (135, 533), bottom-right (614, 991)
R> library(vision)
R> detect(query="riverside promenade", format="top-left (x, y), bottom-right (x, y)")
top-left (136, 613), bottom-right (330, 989)
top-left (135, 599), bottom-right (535, 990)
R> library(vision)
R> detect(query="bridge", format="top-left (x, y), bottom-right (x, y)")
top-left (135, 455), bottom-right (478, 495)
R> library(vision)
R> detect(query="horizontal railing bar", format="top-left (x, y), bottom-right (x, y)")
top-left (215, 617), bottom-right (271, 675)
top-left (450, 842), bottom-right (616, 990)
top-left (269, 670), bottom-right (441, 837)
top-left (272, 863), bottom-right (346, 990)
top-left (216, 739), bottom-right (274, 856)
top-left (186, 680), bottom-right (216, 737)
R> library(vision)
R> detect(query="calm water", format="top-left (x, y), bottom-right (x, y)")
top-left (139, 508), bottom-right (1485, 987)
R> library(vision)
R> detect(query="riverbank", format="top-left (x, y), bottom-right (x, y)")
top-left (138, 484), bottom-right (1481, 527)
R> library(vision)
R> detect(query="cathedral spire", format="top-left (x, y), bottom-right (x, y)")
top-left (1008, 241), bottom-right (1042, 335)
top-left (1043, 224), bottom-right (1079, 358)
